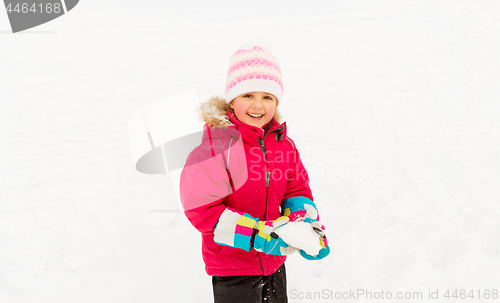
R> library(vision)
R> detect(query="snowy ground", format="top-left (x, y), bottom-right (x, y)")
top-left (1, 0), bottom-right (499, 302)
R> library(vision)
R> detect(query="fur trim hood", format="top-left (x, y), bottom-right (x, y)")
top-left (198, 96), bottom-right (282, 128)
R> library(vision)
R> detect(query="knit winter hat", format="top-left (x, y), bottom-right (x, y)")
top-left (225, 38), bottom-right (283, 104)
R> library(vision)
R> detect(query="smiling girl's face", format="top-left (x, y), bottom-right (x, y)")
top-left (230, 92), bottom-right (277, 129)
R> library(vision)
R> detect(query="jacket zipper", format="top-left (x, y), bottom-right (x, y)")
top-left (257, 137), bottom-right (269, 186)
top-left (258, 126), bottom-right (283, 189)
top-left (258, 126), bottom-right (283, 213)
top-left (256, 127), bottom-right (282, 274)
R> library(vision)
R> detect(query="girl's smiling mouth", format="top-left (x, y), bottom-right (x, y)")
top-left (247, 113), bottom-right (264, 118)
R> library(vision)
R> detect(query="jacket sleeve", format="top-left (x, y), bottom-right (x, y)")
top-left (179, 140), bottom-right (230, 234)
top-left (282, 137), bottom-right (314, 203)
top-left (180, 126), bottom-right (249, 235)
top-left (183, 199), bottom-right (226, 235)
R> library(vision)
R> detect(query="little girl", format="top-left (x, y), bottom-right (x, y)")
top-left (180, 38), bottom-right (329, 303)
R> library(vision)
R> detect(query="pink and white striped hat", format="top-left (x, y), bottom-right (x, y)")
top-left (225, 38), bottom-right (283, 104)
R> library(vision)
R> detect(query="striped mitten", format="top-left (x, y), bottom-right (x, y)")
top-left (298, 217), bottom-right (330, 260)
top-left (282, 196), bottom-right (319, 222)
top-left (214, 207), bottom-right (296, 256)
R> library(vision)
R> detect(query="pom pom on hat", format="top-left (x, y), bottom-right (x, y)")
top-left (244, 37), bottom-right (274, 54)
top-left (224, 38), bottom-right (283, 104)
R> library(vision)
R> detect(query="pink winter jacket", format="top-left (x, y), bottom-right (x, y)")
top-left (180, 96), bottom-right (313, 276)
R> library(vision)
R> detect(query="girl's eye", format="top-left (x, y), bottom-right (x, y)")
top-left (243, 94), bottom-right (252, 98)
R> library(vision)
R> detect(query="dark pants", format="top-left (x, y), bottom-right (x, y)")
top-left (212, 264), bottom-right (287, 303)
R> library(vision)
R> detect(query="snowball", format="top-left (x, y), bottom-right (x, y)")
top-left (274, 222), bottom-right (322, 256)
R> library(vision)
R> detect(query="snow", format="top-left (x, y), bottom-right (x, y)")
top-left (1, 0), bottom-right (499, 302)
top-left (275, 222), bottom-right (323, 256)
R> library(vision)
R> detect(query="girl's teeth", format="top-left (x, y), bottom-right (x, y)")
top-left (248, 113), bottom-right (263, 118)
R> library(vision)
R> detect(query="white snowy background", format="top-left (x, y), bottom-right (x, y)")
top-left (1, 0), bottom-right (499, 302)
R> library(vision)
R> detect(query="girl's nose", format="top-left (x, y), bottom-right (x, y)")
top-left (251, 97), bottom-right (264, 107)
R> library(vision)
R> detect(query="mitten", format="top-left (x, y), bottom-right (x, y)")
top-left (282, 196), bottom-right (319, 222)
top-left (214, 207), bottom-right (296, 256)
top-left (297, 217), bottom-right (330, 260)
